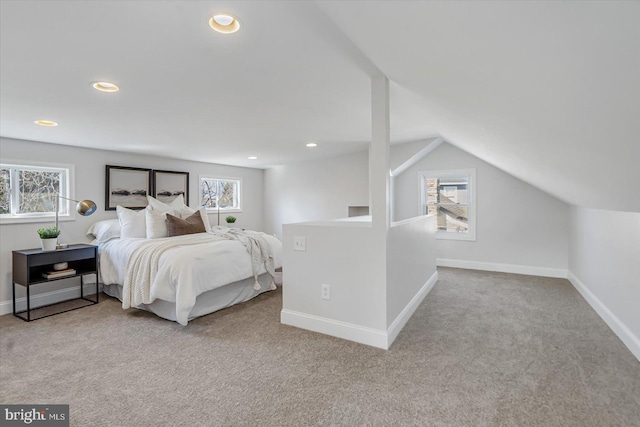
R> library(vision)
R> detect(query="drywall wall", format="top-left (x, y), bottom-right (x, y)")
top-left (281, 215), bottom-right (438, 349)
top-left (281, 220), bottom-right (388, 346)
top-left (394, 142), bottom-right (570, 274)
top-left (263, 150), bottom-right (369, 238)
top-left (386, 215), bottom-right (437, 328)
top-left (0, 137), bottom-right (264, 311)
top-left (568, 207), bottom-right (640, 360)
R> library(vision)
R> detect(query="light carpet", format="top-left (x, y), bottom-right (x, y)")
top-left (1, 267), bottom-right (639, 426)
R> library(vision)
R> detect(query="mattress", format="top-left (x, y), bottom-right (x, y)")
top-left (102, 272), bottom-right (277, 323)
top-left (98, 231), bottom-right (282, 324)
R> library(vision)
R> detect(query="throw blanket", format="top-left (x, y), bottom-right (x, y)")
top-left (122, 233), bottom-right (227, 309)
top-left (208, 226), bottom-right (277, 291)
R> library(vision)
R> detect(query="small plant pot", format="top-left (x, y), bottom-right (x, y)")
top-left (41, 238), bottom-right (57, 252)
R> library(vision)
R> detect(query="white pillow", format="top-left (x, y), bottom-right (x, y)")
top-left (145, 208), bottom-right (177, 239)
top-left (147, 194), bottom-right (184, 212)
top-left (181, 206), bottom-right (212, 232)
top-left (149, 194), bottom-right (212, 232)
top-left (146, 195), bottom-right (184, 239)
top-left (86, 219), bottom-right (121, 243)
top-left (116, 205), bottom-right (147, 239)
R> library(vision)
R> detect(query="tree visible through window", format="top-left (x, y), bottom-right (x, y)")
top-left (0, 168), bottom-right (10, 214)
top-left (0, 164), bottom-right (70, 221)
top-left (200, 177), bottom-right (241, 211)
top-left (421, 169), bottom-right (476, 241)
top-left (18, 170), bottom-right (60, 214)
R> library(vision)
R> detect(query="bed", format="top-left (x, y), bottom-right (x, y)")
top-left (89, 197), bottom-right (282, 325)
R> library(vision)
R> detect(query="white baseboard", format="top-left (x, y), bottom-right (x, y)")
top-left (281, 271), bottom-right (439, 350)
top-left (281, 309), bottom-right (389, 349)
top-left (386, 271), bottom-right (439, 347)
top-left (568, 271), bottom-right (640, 363)
top-left (0, 283), bottom-right (99, 316)
top-left (437, 258), bottom-right (567, 278)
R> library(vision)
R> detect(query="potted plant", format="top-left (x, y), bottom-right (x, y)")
top-left (225, 215), bottom-right (236, 225)
top-left (37, 226), bottom-right (60, 251)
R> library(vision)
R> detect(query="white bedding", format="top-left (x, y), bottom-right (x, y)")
top-left (99, 231), bottom-right (282, 325)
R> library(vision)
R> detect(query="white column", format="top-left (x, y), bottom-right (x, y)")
top-left (369, 74), bottom-right (391, 231)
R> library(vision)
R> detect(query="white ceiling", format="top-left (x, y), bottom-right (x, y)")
top-left (0, 1), bottom-right (437, 167)
top-left (1, 1), bottom-right (638, 212)
top-left (318, 0), bottom-right (640, 212)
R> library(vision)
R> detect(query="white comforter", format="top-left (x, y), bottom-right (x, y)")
top-left (99, 231), bottom-right (282, 325)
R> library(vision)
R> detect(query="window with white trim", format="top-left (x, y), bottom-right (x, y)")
top-left (199, 177), bottom-right (241, 212)
top-left (0, 163), bottom-right (72, 223)
top-left (420, 169), bottom-right (476, 241)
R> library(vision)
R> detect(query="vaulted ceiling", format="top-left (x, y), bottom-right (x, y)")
top-left (1, 1), bottom-right (638, 212)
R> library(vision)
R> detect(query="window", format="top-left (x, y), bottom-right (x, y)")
top-left (420, 169), bottom-right (476, 241)
top-left (0, 163), bottom-right (72, 224)
top-left (199, 176), bottom-right (241, 212)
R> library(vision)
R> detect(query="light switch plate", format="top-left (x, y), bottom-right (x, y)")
top-left (293, 236), bottom-right (306, 251)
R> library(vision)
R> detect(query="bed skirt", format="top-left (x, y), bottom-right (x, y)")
top-left (102, 272), bottom-right (276, 323)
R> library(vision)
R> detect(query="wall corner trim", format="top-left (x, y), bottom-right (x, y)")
top-left (567, 270), bottom-right (640, 363)
top-left (392, 136), bottom-right (443, 177)
top-left (386, 271), bottom-right (439, 346)
top-left (280, 271), bottom-right (439, 350)
top-left (281, 309), bottom-right (389, 349)
top-left (437, 258), bottom-right (568, 279)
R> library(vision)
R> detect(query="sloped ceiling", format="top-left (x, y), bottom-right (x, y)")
top-left (1, 1), bottom-right (638, 212)
top-left (318, 0), bottom-right (640, 212)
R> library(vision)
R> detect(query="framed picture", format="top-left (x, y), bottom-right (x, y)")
top-left (105, 165), bottom-right (152, 210)
top-left (152, 170), bottom-right (189, 205)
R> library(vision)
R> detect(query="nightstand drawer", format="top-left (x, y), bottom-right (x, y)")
top-left (25, 247), bottom-right (96, 267)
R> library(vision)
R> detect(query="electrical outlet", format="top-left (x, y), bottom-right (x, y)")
top-left (321, 284), bottom-right (330, 300)
top-left (293, 236), bottom-right (306, 251)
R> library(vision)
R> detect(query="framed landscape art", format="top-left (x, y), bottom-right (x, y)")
top-left (105, 165), bottom-right (152, 210)
top-left (152, 170), bottom-right (189, 204)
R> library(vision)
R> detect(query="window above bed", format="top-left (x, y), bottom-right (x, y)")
top-left (199, 176), bottom-right (241, 213)
top-left (0, 162), bottom-right (74, 224)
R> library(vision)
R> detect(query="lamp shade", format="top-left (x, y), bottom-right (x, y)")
top-left (53, 196), bottom-right (98, 239)
top-left (76, 200), bottom-right (97, 216)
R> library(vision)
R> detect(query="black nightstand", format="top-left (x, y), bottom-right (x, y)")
top-left (12, 244), bottom-right (99, 321)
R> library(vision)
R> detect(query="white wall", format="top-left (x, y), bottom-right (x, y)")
top-left (282, 221), bottom-right (387, 331)
top-left (0, 137), bottom-right (264, 308)
top-left (568, 207), bottom-right (640, 360)
top-left (394, 142), bottom-right (570, 274)
top-left (387, 216), bottom-right (436, 327)
top-left (263, 151), bottom-right (369, 238)
top-left (275, 144), bottom-right (440, 349)
top-left (281, 215), bottom-right (438, 349)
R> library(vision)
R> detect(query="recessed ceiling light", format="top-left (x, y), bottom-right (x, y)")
top-left (248, 156), bottom-right (257, 160)
top-left (34, 120), bottom-right (58, 127)
top-left (209, 13), bottom-right (241, 34)
top-left (92, 81), bottom-right (119, 92)
top-left (306, 142), bottom-right (318, 148)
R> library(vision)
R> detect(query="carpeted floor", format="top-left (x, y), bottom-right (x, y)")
top-left (1, 267), bottom-right (639, 426)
